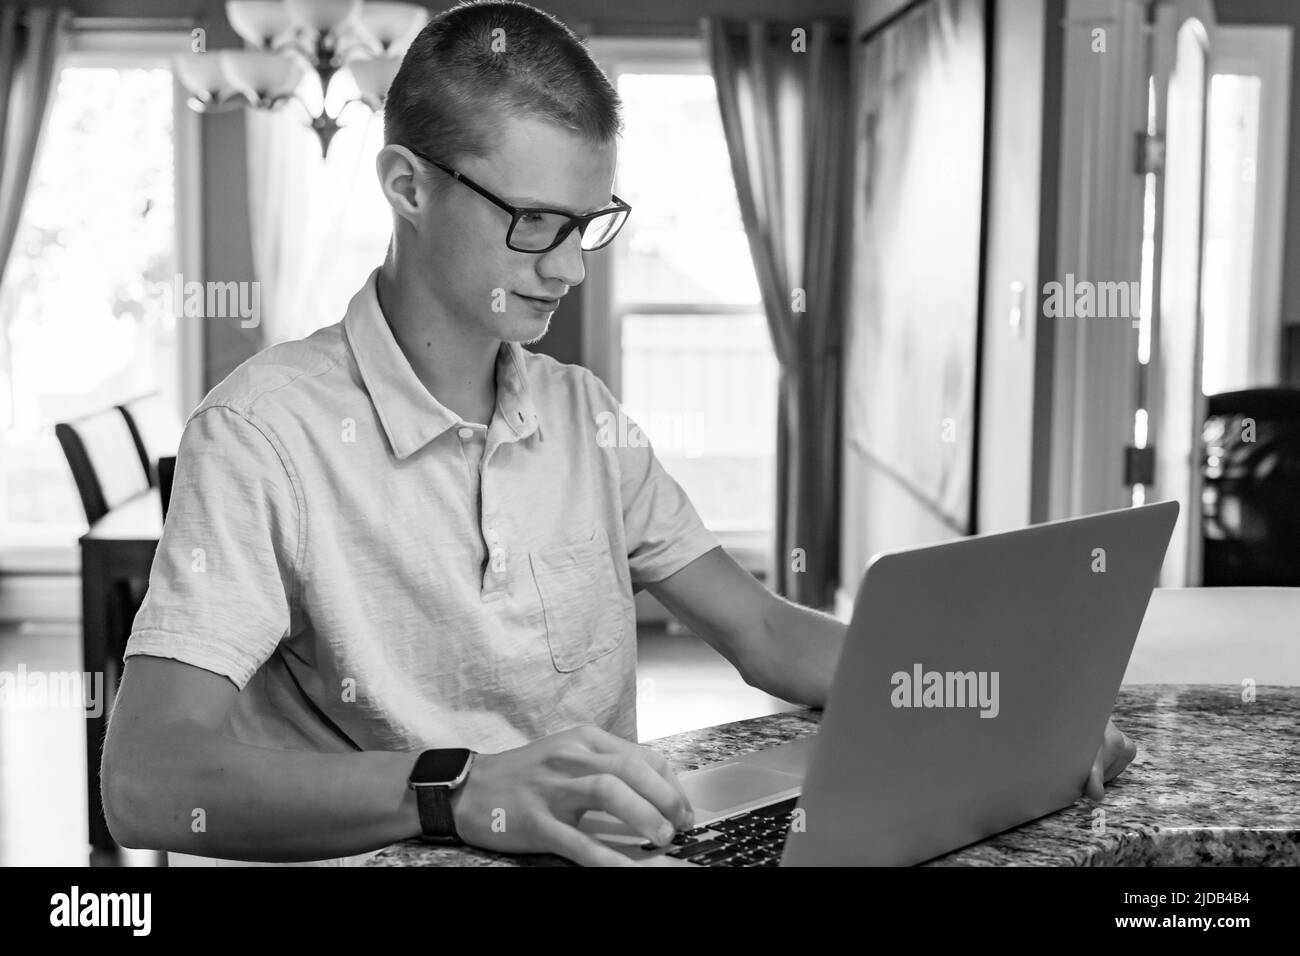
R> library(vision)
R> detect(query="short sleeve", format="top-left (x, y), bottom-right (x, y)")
top-left (124, 405), bottom-right (299, 689)
top-left (604, 403), bottom-right (720, 589)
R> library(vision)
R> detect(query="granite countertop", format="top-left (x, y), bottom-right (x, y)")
top-left (367, 685), bottom-right (1300, 866)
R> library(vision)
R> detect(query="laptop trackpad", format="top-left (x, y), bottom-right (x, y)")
top-left (578, 763), bottom-right (802, 839)
top-left (683, 764), bottom-right (802, 817)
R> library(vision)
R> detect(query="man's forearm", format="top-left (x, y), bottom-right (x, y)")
top-left (744, 597), bottom-right (847, 709)
top-left (104, 721), bottom-right (422, 862)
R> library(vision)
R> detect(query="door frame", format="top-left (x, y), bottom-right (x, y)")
top-left (1146, 0), bottom-right (1216, 586)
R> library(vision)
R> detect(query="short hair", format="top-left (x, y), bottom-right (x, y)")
top-left (383, 0), bottom-right (623, 170)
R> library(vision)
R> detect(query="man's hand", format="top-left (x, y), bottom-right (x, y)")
top-left (449, 725), bottom-right (695, 867)
top-left (1085, 718), bottom-right (1138, 800)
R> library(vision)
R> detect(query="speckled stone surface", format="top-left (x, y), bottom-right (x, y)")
top-left (367, 685), bottom-right (1299, 867)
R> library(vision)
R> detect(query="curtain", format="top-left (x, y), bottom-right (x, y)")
top-left (0, 5), bottom-right (72, 286)
top-left (705, 18), bottom-right (851, 609)
top-left (245, 105), bottom-right (390, 346)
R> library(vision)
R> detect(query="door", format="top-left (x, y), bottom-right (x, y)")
top-left (1141, 0), bottom-right (1216, 586)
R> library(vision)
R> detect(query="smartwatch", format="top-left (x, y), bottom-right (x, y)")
top-left (408, 748), bottom-right (476, 845)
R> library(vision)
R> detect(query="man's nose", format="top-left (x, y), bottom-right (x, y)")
top-left (537, 227), bottom-right (585, 288)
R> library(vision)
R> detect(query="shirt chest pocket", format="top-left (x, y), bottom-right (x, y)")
top-left (528, 530), bottom-right (628, 672)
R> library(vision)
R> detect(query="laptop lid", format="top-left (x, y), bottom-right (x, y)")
top-left (782, 500), bottom-right (1179, 866)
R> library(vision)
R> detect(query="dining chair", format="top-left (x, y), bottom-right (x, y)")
top-left (117, 392), bottom-right (182, 489)
top-left (158, 455), bottom-right (177, 522)
top-left (55, 407), bottom-right (151, 526)
top-left (56, 405), bottom-right (155, 853)
top-left (1201, 388), bottom-right (1300, 586)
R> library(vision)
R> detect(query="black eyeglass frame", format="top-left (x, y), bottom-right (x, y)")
top-left (404, 146), bottom-right (632, 254)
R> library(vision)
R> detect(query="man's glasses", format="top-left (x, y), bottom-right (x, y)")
top-left (405, 146), bottom-right (632, 254)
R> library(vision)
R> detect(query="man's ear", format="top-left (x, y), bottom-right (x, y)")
top-left (376, 144), bottom-right (431, 228)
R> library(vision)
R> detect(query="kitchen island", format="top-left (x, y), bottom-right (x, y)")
top-left (367, 685), bottom-right (1300, 866)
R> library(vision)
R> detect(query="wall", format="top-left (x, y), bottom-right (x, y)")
top-left (840, 0), bottom-right (1059, 610)
top-left (840, 0), bottom-right (966, 606)
top-left (199, 109), bottom-right (258, 389)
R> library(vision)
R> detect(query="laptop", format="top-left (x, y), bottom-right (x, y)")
top-left (579, 500), bottom-right (1179, 866)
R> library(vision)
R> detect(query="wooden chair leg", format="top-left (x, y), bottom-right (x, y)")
top-left (81, 544), bottom-right (116, 853)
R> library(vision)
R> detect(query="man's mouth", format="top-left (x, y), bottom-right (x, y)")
top-left (514, 293), bottom-right (563, 311)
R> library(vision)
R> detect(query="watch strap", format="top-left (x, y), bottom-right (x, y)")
top-left (415, 784), bottom-right (460, 845)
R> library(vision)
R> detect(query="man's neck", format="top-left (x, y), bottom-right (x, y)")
top-left (375, 261), bottom-right (499, 426)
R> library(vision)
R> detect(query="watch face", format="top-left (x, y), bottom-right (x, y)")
top-left (411, 748), bottom-right (472, 785)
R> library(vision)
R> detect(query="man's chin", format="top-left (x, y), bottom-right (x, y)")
top-left (503, 311), bottom-right (552, 347)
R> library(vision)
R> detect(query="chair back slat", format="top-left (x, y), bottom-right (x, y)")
top-left (54, 408), bottom-right (150, 526)
top-left (118, 393), bottom-right (182, 487)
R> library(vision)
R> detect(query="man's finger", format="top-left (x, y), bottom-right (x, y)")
top-left (580, 729), bottom-right (694, 818)
top-left (570, 773), bottom-right (675, 845)
top-left (1085, 751), bottom-right (1105, 801)
top-left (1105, 732), bottom-right (1138, 781)
top-left (534, 816), bottom-right (640, 868)
top-left (588, 753), bottom-right (694, 831)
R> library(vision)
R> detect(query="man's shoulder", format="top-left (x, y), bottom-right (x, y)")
top-left (193, 323), bottom-right (350, 425)
top-left (520, 350), bottom-right (617, 410)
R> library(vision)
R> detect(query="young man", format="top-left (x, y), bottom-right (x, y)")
top-left (103, 0), bottom-right (1136, 867)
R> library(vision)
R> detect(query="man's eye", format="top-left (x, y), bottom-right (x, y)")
top-left (520, 212), bottom-right (546, 224)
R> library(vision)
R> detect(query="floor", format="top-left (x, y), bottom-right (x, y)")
top-left (0, 619), bottom-right (797, 866)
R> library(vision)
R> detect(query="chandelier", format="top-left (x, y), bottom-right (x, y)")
top-left (174, 1), bottom-right (429, 157)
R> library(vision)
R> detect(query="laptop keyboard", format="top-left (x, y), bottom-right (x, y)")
top-left (641, 797), bottom-right (798, 867)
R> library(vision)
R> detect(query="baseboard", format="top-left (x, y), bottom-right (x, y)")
top-left (0, 574), bottom-right (80, 624)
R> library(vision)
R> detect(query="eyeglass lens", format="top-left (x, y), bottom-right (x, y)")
top-left (509, 207), bottom-right (629, 252)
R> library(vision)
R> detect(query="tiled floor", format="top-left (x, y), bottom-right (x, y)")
top-left (0, 620), bottom-right (796, 866)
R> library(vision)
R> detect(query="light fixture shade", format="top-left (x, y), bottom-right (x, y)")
top-left (219, 49), bottom-right (307, 103)
top-left (284, 0), bottom-right (362, 34)
top-left (347, 54), bottom-right (401, 108)
top-left (356, 2), bottom-right (429, 52)
top-left (225, 1), bottom-right (294, 48)
top-left (173, 53), bottom-right (238, 104)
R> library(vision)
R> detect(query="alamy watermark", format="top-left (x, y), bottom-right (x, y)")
top-left (890, 663), bottom-right (1000, 718)
top-left (50, 886), bottom-right (150, 936)
top-left (595, 404), bottom-right (707, 458)
top-left (0, 665), bottom-right (103, 717)
top-left (147, 273), bottom-right (261, 328)
top-left (1042, 274), bottom-right (1141, 321)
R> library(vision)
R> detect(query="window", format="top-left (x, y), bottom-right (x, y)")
top-left (297, 111), bottom-right (390, 340)
top-left (0, 38), bottom-right (195, 557)
top-left (586, 43), bottom-right (777, 565)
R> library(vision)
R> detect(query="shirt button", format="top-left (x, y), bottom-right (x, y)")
top-left (457, 427), bottom-right (474, 440)
top-left (492, 557), bottom-right (506, 574)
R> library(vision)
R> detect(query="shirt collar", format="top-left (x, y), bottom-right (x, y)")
top-left (344, 270), bottom-right (540, 460)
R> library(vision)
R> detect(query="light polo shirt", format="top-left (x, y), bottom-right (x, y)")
top-left (125, 269), bottom-right (719, 772)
